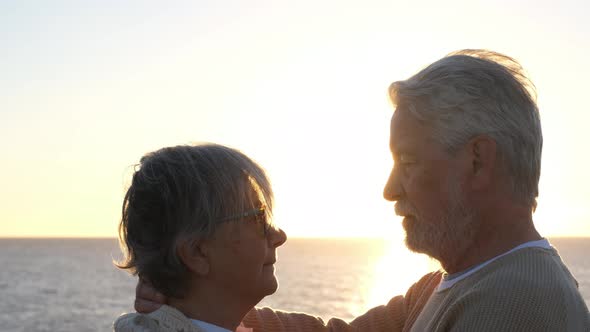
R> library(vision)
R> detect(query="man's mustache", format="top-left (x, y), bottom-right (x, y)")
top-left (395, 201), bottom-right (417, 217)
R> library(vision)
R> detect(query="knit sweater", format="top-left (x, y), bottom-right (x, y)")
top-left (409, 247), bottom-right (590, 331)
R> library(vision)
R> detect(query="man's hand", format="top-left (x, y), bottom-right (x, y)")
top-left (134, 278), bottom-right (167, 313)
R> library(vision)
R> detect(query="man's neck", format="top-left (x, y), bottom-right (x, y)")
top-left (442, 208), bottom-right (541, 274)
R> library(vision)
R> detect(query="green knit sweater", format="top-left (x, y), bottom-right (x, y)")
top-left (410, 247), bottom-right (590, 331)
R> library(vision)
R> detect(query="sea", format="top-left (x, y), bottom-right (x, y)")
top-left (0, 237), bottom-right (588, 332)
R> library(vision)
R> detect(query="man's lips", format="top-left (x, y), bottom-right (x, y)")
top-left (395, 203), bottom-right (415, 218)
top-left (395, 210), bottom-right (415, 218)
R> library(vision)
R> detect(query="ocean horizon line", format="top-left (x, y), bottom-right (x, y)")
top-left (1, 236), bottom-right (589, 240)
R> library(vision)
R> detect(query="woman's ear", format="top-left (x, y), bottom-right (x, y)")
top-left (177, 237), bottom-right (210, 276)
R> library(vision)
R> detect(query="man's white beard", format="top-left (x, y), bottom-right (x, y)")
top-left (401, 180), bottom-right (479, 267)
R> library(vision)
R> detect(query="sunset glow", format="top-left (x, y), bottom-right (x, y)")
top-left (1, 0), bottom-right (589, 239)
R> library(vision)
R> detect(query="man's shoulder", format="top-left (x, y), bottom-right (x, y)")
top-left (113, 305), bottom-right (201, 332)
top-left (474, 246), bottom-right (577, 290)
top-left (436, 248), bottom-right (590, 331)
top-left (450, 246), bottom-right (587, 313)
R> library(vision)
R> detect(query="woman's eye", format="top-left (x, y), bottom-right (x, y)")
top-left (252, 214), bottom-right (270, 236)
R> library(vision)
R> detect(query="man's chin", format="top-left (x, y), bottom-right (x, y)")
top-left (402, 218), bottom-right (425, 251)
top-left (404, 234), bottom-right (428, 254)
top-left (403, 227), bottom-right (438, 258)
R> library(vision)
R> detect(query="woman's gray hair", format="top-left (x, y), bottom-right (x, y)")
top-left (116, 143), bottom-right (273, 298)
top-left (389, 49), bottom-right (542, 208)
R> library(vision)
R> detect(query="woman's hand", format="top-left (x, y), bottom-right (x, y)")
top-left (134, 278), bottom-right (167, 313)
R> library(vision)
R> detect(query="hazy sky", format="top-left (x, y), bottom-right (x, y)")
top-left (2, 0), bottom-right (589, 238)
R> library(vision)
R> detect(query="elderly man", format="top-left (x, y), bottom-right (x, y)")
top-left (133, 50), bottom-right (590, 331)
top-left (381, 49), bottom-right (589, 330)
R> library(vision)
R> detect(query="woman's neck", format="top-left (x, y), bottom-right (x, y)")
top-left (168, 286), bottom-right (255, 331)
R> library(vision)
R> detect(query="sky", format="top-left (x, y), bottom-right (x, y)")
top-left (1, 0), bottom-right (589, 238)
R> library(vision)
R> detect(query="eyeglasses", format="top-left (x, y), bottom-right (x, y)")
top-left (219, 207), bottom-right (272, 236)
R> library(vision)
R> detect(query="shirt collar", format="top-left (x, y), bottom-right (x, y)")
top-left (437, 238), bottom-right (552, 291)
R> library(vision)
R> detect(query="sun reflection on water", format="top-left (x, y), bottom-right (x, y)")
top-left (361, 240), bottom-right (440, 311)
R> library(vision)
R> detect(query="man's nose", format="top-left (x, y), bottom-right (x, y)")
top-left (383, 166), bottom-right (403, 202)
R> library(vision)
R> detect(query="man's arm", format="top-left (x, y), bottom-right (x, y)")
top-left (135, 272), bottom-right (442, 332)
top-left (240, 272), bottom-right (442, 332)
top-left (134, 278), bottom-right (167, 313)
top-left (135, 280), bottom-right (404, 332)
top-left (241, 294), bottom-right (407, 332)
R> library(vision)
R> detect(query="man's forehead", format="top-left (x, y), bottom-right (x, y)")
top-left (391, 106), bottom-right (403, 122)
top-left (389, 107), bottom-right (430, 150)
top-left (390, 107), bottom-right (413, 137)
top-left (389, 109), bottom-right (407, 151)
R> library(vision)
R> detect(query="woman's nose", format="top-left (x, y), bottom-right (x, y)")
top-left (269, 227), bottom-right (287, 248)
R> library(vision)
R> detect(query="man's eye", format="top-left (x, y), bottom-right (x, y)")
top-left (399, 154), bottom-right (416, 164)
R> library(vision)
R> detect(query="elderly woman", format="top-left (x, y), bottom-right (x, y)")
top-left (119, 144), bottom-right (443, 332)
top-left (114, 143), bottom-right (287, 332)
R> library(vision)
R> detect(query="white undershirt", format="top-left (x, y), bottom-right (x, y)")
top-left (190, 319), bottom-right (232, 332)
top-left (437, 238), bottom-right (552, 292)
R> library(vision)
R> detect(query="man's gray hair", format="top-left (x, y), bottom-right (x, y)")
top-left (388, 50), bottom-right (542, 208)
top-left (116, 143), bottom-right (273, 298)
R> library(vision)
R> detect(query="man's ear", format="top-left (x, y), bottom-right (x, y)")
top-left (467, 135), bottom-right (497, 190)
top-left (177, 237), bottom-right (210, 277)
